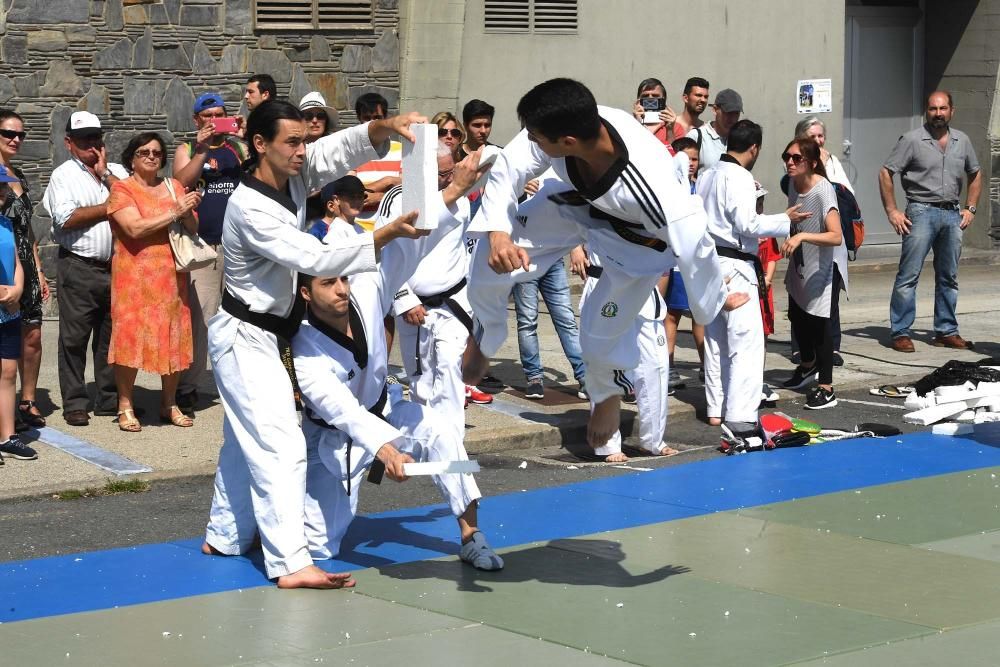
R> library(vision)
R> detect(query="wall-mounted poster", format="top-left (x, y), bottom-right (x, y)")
top-left (797, 78), bottom-right (832, 114)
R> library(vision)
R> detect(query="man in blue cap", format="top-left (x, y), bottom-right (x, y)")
top-left (172, 92), bottom-right (248, 412)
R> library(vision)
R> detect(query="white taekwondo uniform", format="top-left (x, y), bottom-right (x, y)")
top-left (204, 123), bottom-right (388, 580)
top-left (697, 156), bottom-right (790, 425)
top-left (581, 251), bottom-right (670, 457)
top-left (467, 106), bottom-right (728, 405)
top-left (295, 193), bottom-right (481, 559)
top-left (375, 184), bottom-right (473, 434)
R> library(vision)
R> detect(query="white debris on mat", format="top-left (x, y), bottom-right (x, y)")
top-left (907, 380), bottom-right (1000, 430)
top-left (932, 423), bottom-right (974, 436)
top-left (518, 461), bottom-right (527, 469)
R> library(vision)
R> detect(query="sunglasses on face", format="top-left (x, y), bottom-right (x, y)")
top-left (0, 129), bottom-right (26, 141)
top-left (136, 149), bottom-right (163, 160)
top-left (782, 152), bottom-right (805, 164)
top-left (437, 168), bottom-right (455, 178)
top-left (303, 111), bottom-right (326, 122)
top-left (438, 128), bottom-right (462, 139)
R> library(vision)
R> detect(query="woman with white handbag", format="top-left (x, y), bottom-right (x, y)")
top-left (106, 132), bottom-right (202, 432)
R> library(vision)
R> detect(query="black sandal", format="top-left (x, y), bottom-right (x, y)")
top-left (17, 400), bottom-right (46, 428)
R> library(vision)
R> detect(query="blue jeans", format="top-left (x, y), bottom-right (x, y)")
top-left (513, 259), bottom-right (586, 383)
top-left (890, 202), bottom-right (962, 339)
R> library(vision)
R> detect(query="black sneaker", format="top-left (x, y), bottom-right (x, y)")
top-left (177, 390), bottom-right (199, 411)
top-left (478, 374), bottom-right (505, 394)
top-left (0, 436), bottom-right (37, 460)
top-left (804, 386), bottom-right (838, 410)
top-left (524, 381), bottom-right (544, 399)
top-left (576, 382), bottom-right (588, 400)
top-left (832, 352), bottom-right (844, 367)
top-left (761, 383), bottom-right (780, 402)
top-left (782, 365), bottom-right (818, 390)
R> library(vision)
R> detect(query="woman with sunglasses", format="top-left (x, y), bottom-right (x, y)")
top-left (106, 132), bottom-right (201, 431)
top-left (432, 111), bottom-right (466, 158)
top-left (780, 138), bottom-right (845, 410)
top-left (0, 110), bottom-right (49, 431)
top-left (300, 92), bottom-right (339, 220)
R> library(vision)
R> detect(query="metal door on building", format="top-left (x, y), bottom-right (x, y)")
top-left (843, 4), bottom-right (924, 246)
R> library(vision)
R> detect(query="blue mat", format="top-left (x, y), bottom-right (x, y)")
top-left (3, 431), bottom-right (999, 623)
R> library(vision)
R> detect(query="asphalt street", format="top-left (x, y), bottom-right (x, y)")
top-left (0, 383), bottom-right (923, 564)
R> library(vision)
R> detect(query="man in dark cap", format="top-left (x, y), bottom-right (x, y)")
top-left (686, 87), bottom-right (743, 173)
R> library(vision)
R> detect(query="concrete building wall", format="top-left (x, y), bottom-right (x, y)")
top-left (925, 0), bottom-right (1000, 250)
top-left (402, 0), bottom-right (846, 205)
top-left (0, 0), bottom-right (400, 273)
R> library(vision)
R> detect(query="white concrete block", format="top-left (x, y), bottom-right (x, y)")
top-left (401, 123), bottom-right (441, 230)
top-left (934, 381), bottom-right (976, 399)
top-left (905, 392), bottom-right (936, 410)
top-left (471, 144), bottom-right (501, 192)
top-left (955, 410), bottom-right (978, 422)
top-left (902, 401), bottom-right (969, 426)
top-left (932, 423), bottom-right (974, 436)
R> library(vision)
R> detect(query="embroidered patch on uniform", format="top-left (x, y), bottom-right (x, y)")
top-left (394, 289), bottom-right (409, 300)
top-left (657, 335), bottom-right (666, 346)
top-left (347, 369), bottom-right (355, 380)
top-left (601, 301), bottom-right (618, 318)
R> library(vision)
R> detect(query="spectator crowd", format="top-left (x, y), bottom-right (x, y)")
top-left (0, 73), bottom-right (980, 481)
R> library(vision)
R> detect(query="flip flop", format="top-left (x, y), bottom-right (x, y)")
top-left (868, 385), bottom-right (915, 397)
top-left (790, 417), bottom-right (822, 435)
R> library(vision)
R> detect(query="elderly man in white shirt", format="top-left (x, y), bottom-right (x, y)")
top-left (201, 100), bottom-right (427, 590)
top-left (42, 111), bottom-right (129, 427)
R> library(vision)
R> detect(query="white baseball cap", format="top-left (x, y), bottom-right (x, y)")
top-left (66, 111), bottom-right (103, 137)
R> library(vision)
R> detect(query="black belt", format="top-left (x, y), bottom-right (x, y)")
top-left (412, 278), bottom-right (474, 376)
top-left (221, 290), bottom-right (305, 407)
top-left (58, 247), bottom-right (111, 270)
top-left (305, 383), bottom-right (388, 496)
top-left (716, 246), bottom-right (770, 315)
top-left (914, 200), bottom-right (959, 210)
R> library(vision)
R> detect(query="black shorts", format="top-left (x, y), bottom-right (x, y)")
top-left (0, 318), bottom-right (21, 359)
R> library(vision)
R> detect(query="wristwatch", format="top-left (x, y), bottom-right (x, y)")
top-left (101, 169), bottom-right (112, 183)
top-left (964, 205), bottom-right (977, 215)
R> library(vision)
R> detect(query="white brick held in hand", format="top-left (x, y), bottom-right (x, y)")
top-left (401, 123), bottom-right (441, 230)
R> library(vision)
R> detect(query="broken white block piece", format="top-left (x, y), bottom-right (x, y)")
top-left (974, 412), bottom-right (1000, 424)
top-left (934, 382), bottom-right (976, 399)
top-left (905, 392), bottom-right (936, 410)
top-left (932, 423), bottom-right (974, 436)
top-left (401, 123), bottom-right (442, 230)
top-left (471, 144), bottom-right (501, 192)
top-left (955, 410), bottom-right (977, 423)
top-left (903, 401), bottom-right (968, 426)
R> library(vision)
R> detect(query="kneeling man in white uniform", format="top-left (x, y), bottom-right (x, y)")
top-left (293, 147), bottom-right (503, 572)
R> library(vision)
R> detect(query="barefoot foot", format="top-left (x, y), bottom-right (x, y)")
top-left (201, 541), bottom-right (226, 556)
top-left (276, 564), bottom-right (356, 590)
top-left (587, 395), bottom-right (621, 448)
top-left (708, 417), bottom-right (722, 426)
top-left (604, 451), bottom-right (629, 463)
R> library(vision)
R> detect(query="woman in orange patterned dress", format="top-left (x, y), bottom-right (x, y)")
top-left (106, 132), bottom-right (202, 432)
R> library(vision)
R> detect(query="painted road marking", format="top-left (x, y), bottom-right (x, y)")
top-left (35, 426), bottom-right (152, 475)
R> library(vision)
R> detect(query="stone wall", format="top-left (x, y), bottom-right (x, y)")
top-left (0, 0), bottom-right (401, 272)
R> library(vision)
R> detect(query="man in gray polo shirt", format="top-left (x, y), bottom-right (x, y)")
top-left (879, 90), bottom-right (981, 353)
top-left (686, 88), bottom-right (742, 173)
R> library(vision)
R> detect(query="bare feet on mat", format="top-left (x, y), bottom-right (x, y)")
top-left (587, 395), bottom-right (621, 448)
top-left (604, 451), bottom-right (629, 463)
top-left (201, 541), bottom-right (225, 556)
top-left (276, 565), bottom-right (356, 590)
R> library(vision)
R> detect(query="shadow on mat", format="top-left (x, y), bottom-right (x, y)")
top-left (375, 537), bottom-right (690, 593)
top-left (334, 508), bottom-right (461, 568)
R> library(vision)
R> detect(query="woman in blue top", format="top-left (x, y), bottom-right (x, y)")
top-left (0, 163), bottom-right (33, 462)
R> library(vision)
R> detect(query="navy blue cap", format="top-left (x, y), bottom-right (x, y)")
top-left (193, 92), bottom-right (225, 113)
top-left (321, 175), bottom-right (368, 203)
